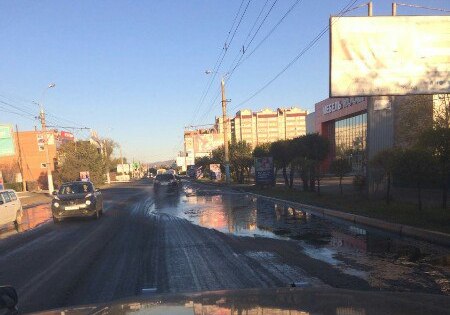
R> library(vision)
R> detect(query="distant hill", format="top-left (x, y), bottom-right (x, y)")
top-left (149, 159), bottom-right (176, 168)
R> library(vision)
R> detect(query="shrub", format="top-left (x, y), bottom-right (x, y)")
top-left (4, 182), bottom-right (23, 192)
top-left (26, 181), bottom-right (38, 191)
top-left (353, 175), bottom-right (366, 192)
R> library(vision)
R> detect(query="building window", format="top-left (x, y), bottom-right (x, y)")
top-left (40, 163), bottom-right (47, 168)
top-left (334, 112), bottom-right (367, 172)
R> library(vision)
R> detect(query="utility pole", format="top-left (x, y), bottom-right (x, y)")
top-left (38, 104), bottom-right (55, 193)
top-left (221, 78), bottom-right (231, 183)
top-left (15, 125), bottom-right (26, 192)
top-left (102, 140), bottom-right (111, 184)
top-left (36, 83), bottom-right (55, 193)
top-left (120, 145), bottom-right (124, 174)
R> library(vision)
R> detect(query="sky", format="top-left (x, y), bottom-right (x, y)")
top-left (0, 0), bottom-right (448, 162)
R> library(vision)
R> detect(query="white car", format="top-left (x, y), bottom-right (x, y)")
top-left (0, 190), bottom-right (23, 226)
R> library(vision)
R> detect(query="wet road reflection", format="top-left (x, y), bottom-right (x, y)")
top-left (0, 204), bottom-right (52, 240)
top-left (151, 182), bottom-right (450, 294)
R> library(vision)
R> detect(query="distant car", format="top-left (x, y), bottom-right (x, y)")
top-left (0, 190), bottom-right (23, 227)
top-left (51, 181), bottom-right (103, 223)
top-left (153, 174), bottom-right (179, 193)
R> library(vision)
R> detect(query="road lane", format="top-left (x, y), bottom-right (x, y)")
top-left (0, 179), bottom-right (448, 313)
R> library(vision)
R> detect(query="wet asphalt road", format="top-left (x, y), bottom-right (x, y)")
top-left (0, 179), bottom-right (449, 313)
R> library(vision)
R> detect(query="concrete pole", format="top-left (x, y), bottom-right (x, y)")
top-left (221, 78), bottom-right (231, 183)
top-left (392, 2), bottom-right (397, 16)
top-left (368, 1), bottom-right (373, 16)
top-left (39, 108), bottom-right (54, 193)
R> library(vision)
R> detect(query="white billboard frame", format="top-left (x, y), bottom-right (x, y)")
top-left (330, 15), bottom-right (450, 97)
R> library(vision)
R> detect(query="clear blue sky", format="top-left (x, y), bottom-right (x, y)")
top-left (0, 0), bottom-right (448, 162)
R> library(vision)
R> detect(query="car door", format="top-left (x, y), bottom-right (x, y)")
top-left (0, 193), bottom-right (8, 225)
top-left (8, 191), bottom-right (19, 220)
top-left (0, 192), bottom-right (14, 223)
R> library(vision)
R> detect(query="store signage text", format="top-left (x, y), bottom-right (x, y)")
top-left (322, 97), bottom-right (365, 115)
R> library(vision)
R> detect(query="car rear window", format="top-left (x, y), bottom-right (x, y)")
top-left (1, 192), bottom-right (11, 203)
top-left (8, 192), bottom-right (17, 201)
top-left (156, 174), bottom-right (174, 181)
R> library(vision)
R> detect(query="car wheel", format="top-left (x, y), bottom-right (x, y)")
top-left (53, 216), bottom-right (61, 224)
top-left (14, 210), bottom-right (23, 225)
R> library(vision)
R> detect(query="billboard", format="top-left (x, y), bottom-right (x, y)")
top-left (80, 171), bottom-right (90, 182)
top-left (0, 125), bottom-right (15, 157)
top-left (117, 163), bottom-right (131, 173)
top-left (184, 132), bottom-right (224, 155)
top-left (254, 157), bottom-right (274, 185)
top-left (330, 16), bottom-right (450, 96)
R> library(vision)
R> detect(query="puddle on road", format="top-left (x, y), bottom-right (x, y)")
top-left (150, 183), bottom-right (450, 294)
top-left (0, 204), bottom-right (52, 240)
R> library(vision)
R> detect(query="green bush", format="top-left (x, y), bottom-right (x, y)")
top-left (26, 181), bottom-right (38, 191)
top-left (4, 182), bottom-right (23, 192)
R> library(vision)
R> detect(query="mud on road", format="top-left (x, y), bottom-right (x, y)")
top-left (0, 180), bottom-right (449, 313)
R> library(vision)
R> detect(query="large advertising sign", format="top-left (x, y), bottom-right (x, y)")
top-left (330, 16), bottom-right (450, 96)
top-left (184, 132), bottom-right (223, 156)
top-left (0, 125), bottom-right (15, 157)
top-left (254, 157), bottom-right (274, 185)
top-left (117, 163), bottom-right (131, 173)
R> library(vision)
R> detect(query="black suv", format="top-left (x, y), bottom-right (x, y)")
top-left (51, 181), bottom-right (103, 223)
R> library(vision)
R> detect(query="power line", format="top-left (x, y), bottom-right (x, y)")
top-left (230, 0), bottom-right (359, 112)
top-left (229, 0), bottom-right (303, 78)
top-left (188, 0), bottom-right (246, 126)
top-left (0, 100), bottom-right (36, 117)
top-left (0, 105), bottom-right (36, 121)
top-left (225, 0), bottom-right (276, 77)
top-left (191, 0), bottom-right (253, 126)
top-left (198, 0), bottom-right (301, 124)
top-left (0, 92), bottom-right (87, 130)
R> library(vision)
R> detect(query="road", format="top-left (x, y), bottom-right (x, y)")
top-left (0, 179), bottom-right (449, 313)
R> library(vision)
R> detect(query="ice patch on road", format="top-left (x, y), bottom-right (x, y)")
top-left (300, 243), bottom-right (367, 280)
top-left (244, 251), bottom-right (322, 286)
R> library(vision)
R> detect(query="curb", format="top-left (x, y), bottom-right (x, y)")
top-left (243, 192), bottom-right (450, 247)
top-left (22, 201), bottom-right (50, 210)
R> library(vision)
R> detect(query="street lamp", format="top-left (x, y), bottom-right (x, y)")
top-left (205, 70), bottom-right (231, 183)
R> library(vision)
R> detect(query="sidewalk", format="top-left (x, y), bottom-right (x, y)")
top-left (194, 179), bottom-right (450, 247)
top-left (17, 191), bottom-right (52, 209)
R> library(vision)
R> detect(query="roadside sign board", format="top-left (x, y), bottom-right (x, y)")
top-left (0, 125), bottom-right (15, 157)
top-left (195, 166), bottom-right (203, 179)
top-left (254, 157), bottom-right (274, 185)
top-left (187, 165), bottom-right (196, 178)
top-left (0, 171), bottom-right (4, 190)
top-left (209, 164), bottom-right (221, 181)
top-left (80, 171), bottom-right (90, 182)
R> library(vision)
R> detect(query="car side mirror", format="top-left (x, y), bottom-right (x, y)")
top-left (0, 285), bottom-right (18, 313)
top-left (52, 191), bottom-right (58, 196)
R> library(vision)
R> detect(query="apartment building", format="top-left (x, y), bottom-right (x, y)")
top-left (229, 107), bottom-right (307, 148)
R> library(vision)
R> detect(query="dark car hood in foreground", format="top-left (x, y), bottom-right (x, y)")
top-left (33, 287), bottom-right (450, 315)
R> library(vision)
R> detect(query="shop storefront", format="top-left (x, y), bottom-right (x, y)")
top-left (315, 97), bottom-right (367, 173)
